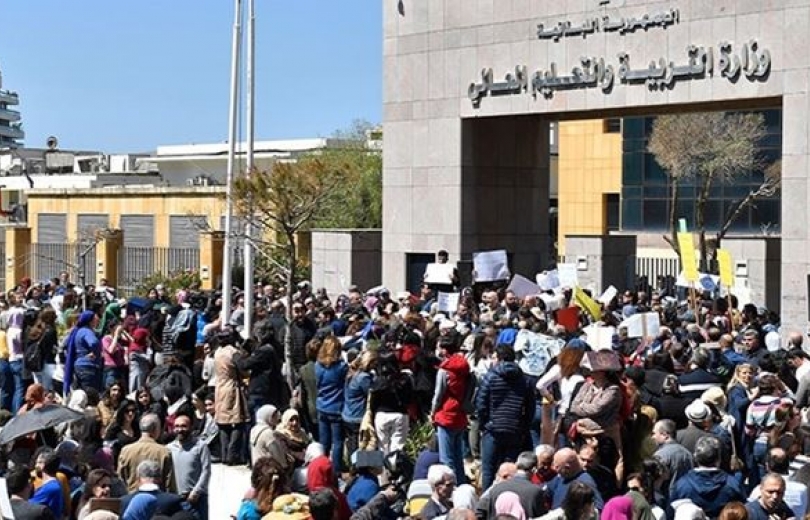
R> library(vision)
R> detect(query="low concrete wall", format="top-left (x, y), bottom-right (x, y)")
top-left (722, 237), bottom-right (781, 313)
top-left (311, 229), bottom-right (381, 298)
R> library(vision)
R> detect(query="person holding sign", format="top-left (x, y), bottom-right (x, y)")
top-left (423, 250), bottom-right (460, 294)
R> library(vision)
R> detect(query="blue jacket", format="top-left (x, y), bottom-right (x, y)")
top-left (547, 471), bottom-right (604, 510)
top-left (315, 360), bottom-right (349, 415)
top-left (347, 473), bottom-right (380, 512)
top-left (475, 361), bottom-right (535, 435)
top-left (342, 371), bottom-right (373, 423)
top-left (670, 469), bottom-right (746, 518)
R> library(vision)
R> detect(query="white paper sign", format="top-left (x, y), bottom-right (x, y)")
top-left (536, 270), bottom-right (560, 291)
top-left (424, 263), bottom-right (456, 284)
top-left (599, 286), bottom-right (618, 306)
top-left (437, 292), bottom-right (460, 314)
top-left (583, 325), bottom-right (617, 351)
top-left (473, 249), bottom-right (510, 282)
top-left (620, 312), bottom-right (661, 338)
top-left (676, 271), bottom-right (720, 289)
top-left (507, 274), bottom-right (542, 299)
top-left (0, 478), bottom-right (13, 520)
top-left (539, 292), bottom-right (562, 312)
top-left (558, 263), bottom-right (578, 288)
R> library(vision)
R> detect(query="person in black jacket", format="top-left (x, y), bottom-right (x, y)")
top-left (475, 343), bottom-right (535, 491)
top-left (290, 303), bottom-right (317, 371)
top-left (237, 330), bottom-right (284, 416)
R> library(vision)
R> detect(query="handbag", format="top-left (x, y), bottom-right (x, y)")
top-left (358, 393), bottom-right (378, 451)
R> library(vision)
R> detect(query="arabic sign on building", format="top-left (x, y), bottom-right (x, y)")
top-left (538, 9), bottom-right (680, 41)
top-left (468, 40), bottom-right (771, 106)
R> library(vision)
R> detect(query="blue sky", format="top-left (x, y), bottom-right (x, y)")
top-left (0, 1), bottom-right (382, 152)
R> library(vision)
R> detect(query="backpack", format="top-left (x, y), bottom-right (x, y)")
top-left (461, 373), bottom-right (477, 415)
top-left (24, 336), bottom-right (43, 372)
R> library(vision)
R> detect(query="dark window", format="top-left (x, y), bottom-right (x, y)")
top-left (604, 118), bottom-right (622, 133)
top-left (622, 198), bottom-right (642, 230)
top-left (606, 194), bottom-right (620, 231)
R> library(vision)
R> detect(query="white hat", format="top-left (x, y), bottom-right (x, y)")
top-left (685, 399), bottom-right (711, 423)
top-left (439, 319), bottom-right (456, 331)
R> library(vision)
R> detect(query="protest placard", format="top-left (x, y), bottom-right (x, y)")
top-left (472, 249), bottom-right (510, 282)
top-left (424, 263), bottom-right (456, 284)
top-left (558, 263), bottom-right (578, 288)
top-left (536, 270), bottom-right (560, 291)
top-left (507, 274), bottom-right (542, 299)
top-left (620, 312), bottom-right (661, 338)
top-left (437, 292), bottom-right (460, 314)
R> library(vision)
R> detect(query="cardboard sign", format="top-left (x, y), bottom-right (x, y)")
top-left (539, 292), bottom-right (562, 312)
top-left (473, 249), bottom-right (510, 282)
top-left (437, 292), bottom-right (460, 314)
top-left (556, 306), bottom-right (580, 332)
top-left (573, 286), bottom-right (602, 321)
top-left (558, 263), bottom-right (578, 288)
top-left (507, 274), bottom-right (542, 299)
top-left (620, 312), bottom-right (661, 338)
top-left (536, 270), bottom-right (560, 291)
top-left (717, 249), bottom-right (734, 287)
top-left (677, 233), bottom-right (699, 282)
top-left (599, 285), bottom-right (618, 306)
top-left (424, 263), bottom-right (456, 284)
top-left (582, 324), bottom-right (616, 351)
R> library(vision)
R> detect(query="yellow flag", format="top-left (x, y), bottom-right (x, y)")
top-left (717, 249), bottom-right (734, 287)
top-left (574, 286), bottom-right (602, 321)
top-left (677, 232), bottom-right (699, 282)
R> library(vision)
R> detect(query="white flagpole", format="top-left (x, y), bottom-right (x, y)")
top-left (221, 0), bottom-right (243, 329)
top-left (243, 0), bottom-right (256, 336)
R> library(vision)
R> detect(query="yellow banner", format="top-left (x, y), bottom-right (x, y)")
top-left (678, 232), bottom-right (699, 282)
top-left (574, 286), bottom-right (602, 321)
top-left (717, 249), bottom-right (734, 287)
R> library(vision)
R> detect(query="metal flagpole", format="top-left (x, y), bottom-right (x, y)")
top-left (243, 0), bottom-right (256, 336)
top-left (221, 0), bottom-right (243, 329)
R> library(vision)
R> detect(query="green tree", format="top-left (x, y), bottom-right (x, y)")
top-left (232, 158), bottom-right (348, 388)
top-left (310, 119), bottom-right (382, 229)
top-left (648, 111), bottom-right (770, 265)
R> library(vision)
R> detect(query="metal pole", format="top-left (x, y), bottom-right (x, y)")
top-left (243, 0), bottom-right (256, 337)
top-left (222, 0), bottom-right (242, 329)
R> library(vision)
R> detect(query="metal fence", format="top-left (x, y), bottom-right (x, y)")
top-left (23, 243), bottom-right (96, 284)
top-left (117, 246), bottom-right (200, 296)
top-left (634, 255), bottom-right (681, 293)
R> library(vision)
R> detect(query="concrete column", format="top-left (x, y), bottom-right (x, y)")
top-left (96, 230), bottom-right (123, 288)
top-left (199, 231), bottom-right (225, 291)
top-left (4, 226), bottom-right (30, 292)
top-left (460, 116), bottom-right (553, 276)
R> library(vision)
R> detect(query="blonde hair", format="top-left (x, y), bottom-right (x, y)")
top-left (317, 336), bottom-right (342, 367)
top-left (727, 363), bottom-right (756, 391)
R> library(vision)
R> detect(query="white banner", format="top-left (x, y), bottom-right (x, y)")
top-left (437, 292), bottom-right (460, 314)
top-left (473, 249), bottom-right (510, 282)
top-left (424, 263), bottom-right (456, 284)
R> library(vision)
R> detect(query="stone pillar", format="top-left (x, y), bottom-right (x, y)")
top-left (199, 231), bottom-right (225, 291)
top-left (96, 230), bottom-right (123, 288)
top-left (4, 226), bottom-right (30, 292)
top-left (460, 116), bottom-right (552, 275)
top-left (564, 236), bottom-right (637, 295)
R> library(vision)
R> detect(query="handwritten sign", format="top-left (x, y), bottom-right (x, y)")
top-left (558, 263), bottom-right (578, 288)
top-left (507, 274), bottom-right (542, 299)
top-left (536, 270), bottom-right (560, 291)
top-left (717, 249), bottom-right (735, 288)
top-left (469, 41), bottom-right (771, 105)
top-left (473, 249), bottom-right (510, 282)
top-left (583, 324), bottom-right (616, 351)
top-left (424, 263), bottom-right (455, 285)
top-left (599, 286), bottom-right (618, 306)
top-left (677, 233), bottom-right (699, 283)
top-left (437, 292), bottom-right (460, 314)
top-left (621, 312), bottom-right (661, 339)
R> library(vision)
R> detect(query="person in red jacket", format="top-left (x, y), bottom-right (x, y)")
top-left (430, 332), bottom-right (471, 485)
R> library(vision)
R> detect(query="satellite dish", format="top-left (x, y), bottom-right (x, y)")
top-left (46, 136), bottom-right (58, 150)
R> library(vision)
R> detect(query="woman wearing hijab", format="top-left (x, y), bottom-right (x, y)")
top-left (96, 300), bottom-right (125, 336)
top-left (249, 404), bottom-right (279, 466)
top-left (272, 409), bottom-right (311, 475)
top-left (601, 496), bottom-right (634, 520)
top-left (63, 310), bottom-right (102, 397)
top-left (495, 491), bottom-right (527, 520)
top-left (306, 455), bottom-right (351, 520)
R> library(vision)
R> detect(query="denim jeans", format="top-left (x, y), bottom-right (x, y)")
top-left (318, 412), bottom-right (344, 472)
top-left (74, 365), bottom-right (103, 395)
top-left (530, 403), bottom-right (543, 449)
top-left (182, 492), bottom-right (208, 520)
top-left (9, 360), bottom-right (24, 413)
top-left (480, 430), bottom-right (523, 491)
top-left (103, 366), bottom-right (127, 392)
top-left (437, 425), bottom-right (466, 485)
top-left (0, 360), bottom-right (13, 411)
top-left (33, 363), bottom-right (57, 393)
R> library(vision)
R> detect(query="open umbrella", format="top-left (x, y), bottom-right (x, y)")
top-left (0, 404), bottom-right (84, 445)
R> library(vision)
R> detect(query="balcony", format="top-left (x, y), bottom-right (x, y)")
top-left (0, 108), bottom-right (20, 122)
top-left (0, 125), bottom-right (24, 140)
top-left (0, 91), bottom-right (19, 105)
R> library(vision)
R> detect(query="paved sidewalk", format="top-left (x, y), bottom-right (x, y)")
top-left (209, 463), bottom-right (251, 519)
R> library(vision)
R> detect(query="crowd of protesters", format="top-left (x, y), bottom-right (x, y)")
top-left (1, 256), bottom-right (809, 520)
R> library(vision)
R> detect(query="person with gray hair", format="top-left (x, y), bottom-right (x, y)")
top-left (670, 437), bottom-right (746, 518)
top-left (420, 465), bottom-right (456, 520)
top-left (117, 413), bottom-right (176, 493)
top-left (477, 451), bottom-right (546, 520)
top-left (652, 419), bottom-right (694, 493)
top-left (119, 459), bottom-right (185, 519)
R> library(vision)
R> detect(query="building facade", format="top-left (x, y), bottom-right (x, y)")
top-left (382, 0), bottom-right (806, 328)
top-left (0, 67), bottom-right (23, 148)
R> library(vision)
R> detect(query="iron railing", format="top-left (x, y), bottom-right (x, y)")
top-left (117, 246), bottom-right (200, 296)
